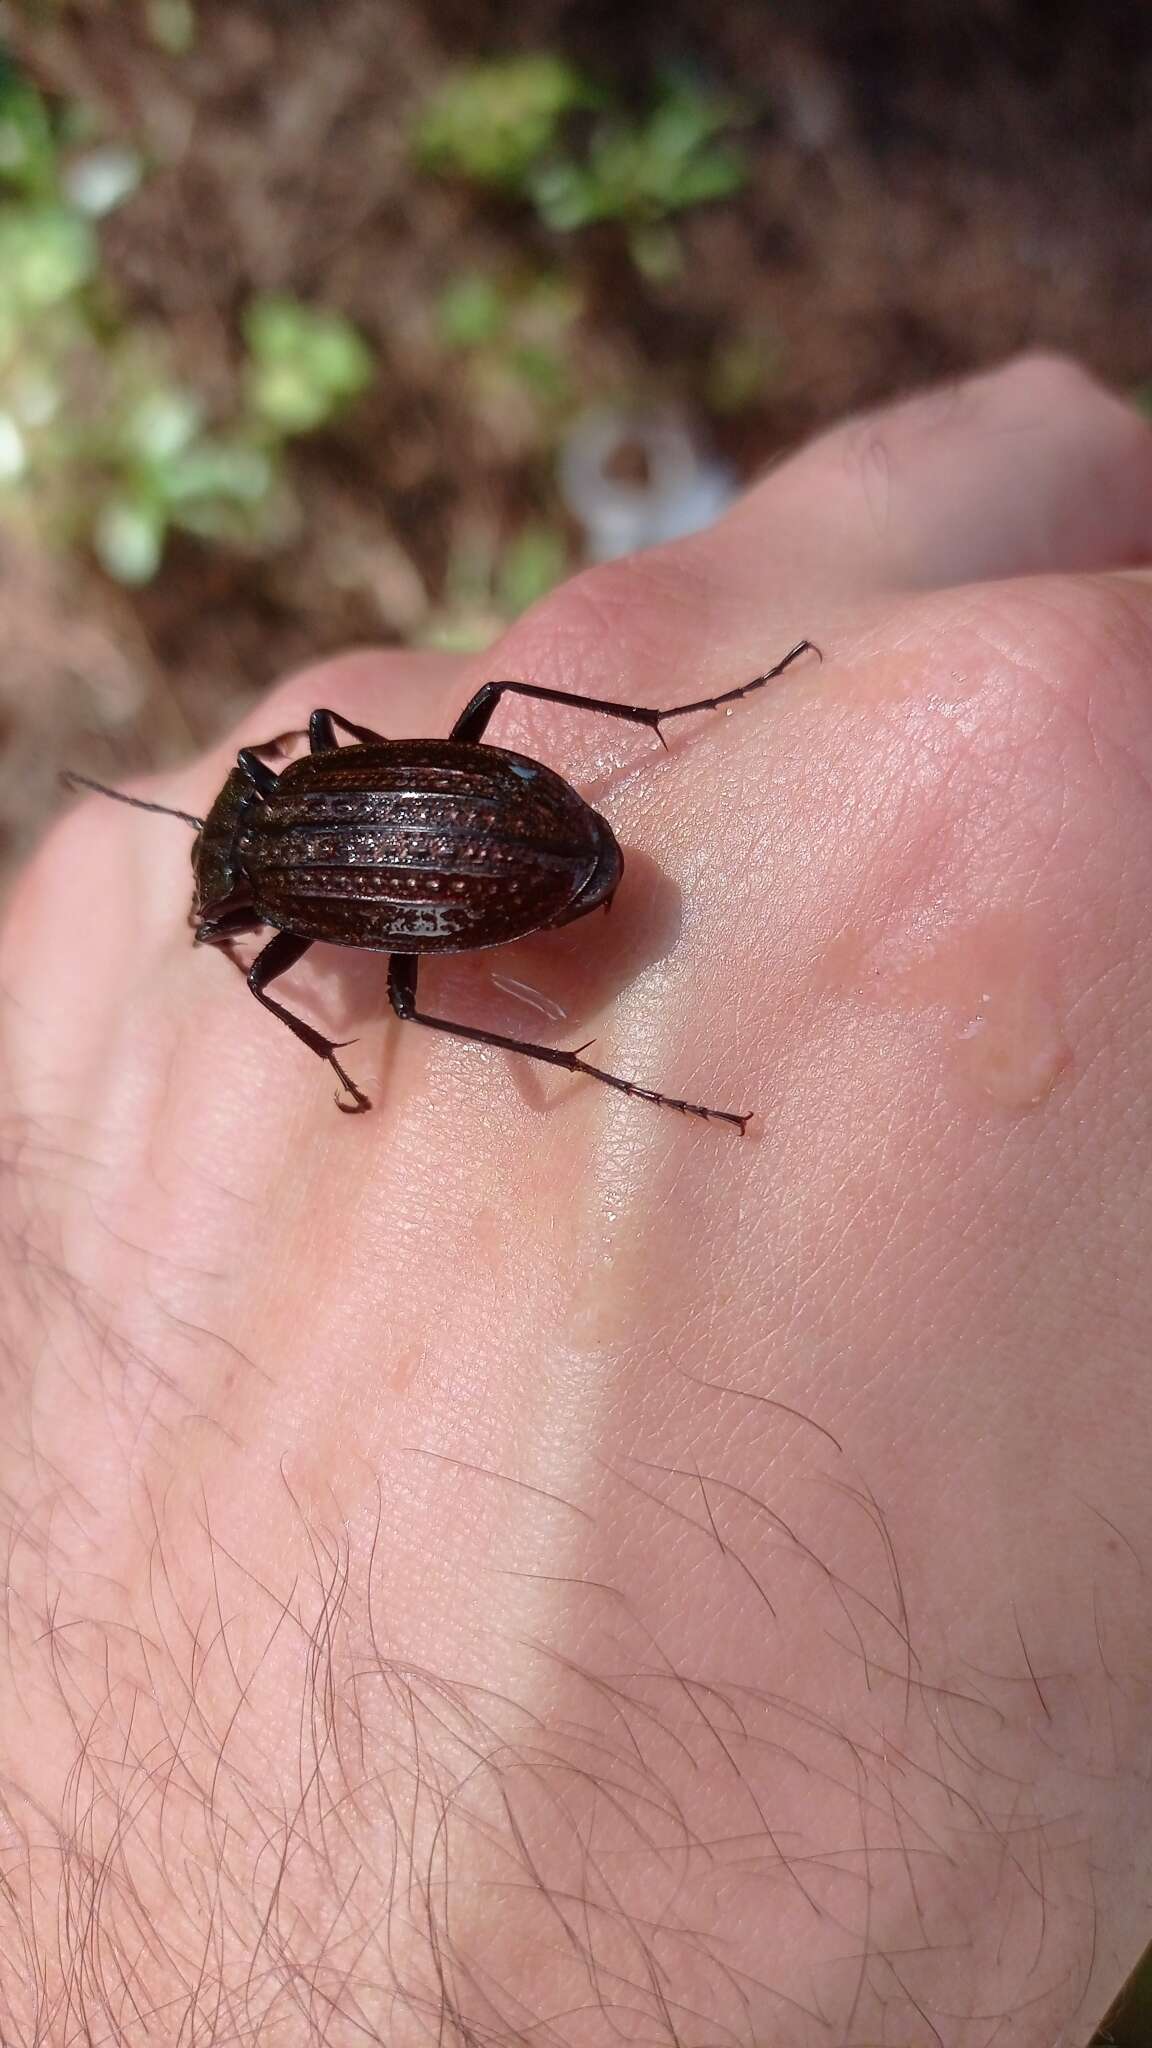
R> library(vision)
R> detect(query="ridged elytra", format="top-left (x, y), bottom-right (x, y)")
top-left (64, 640), bottom-right (818, 1130)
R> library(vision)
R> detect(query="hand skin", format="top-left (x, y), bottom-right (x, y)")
top-left (2, 355), bottom-right (1152, 2048)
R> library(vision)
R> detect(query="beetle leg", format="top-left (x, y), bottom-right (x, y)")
top-left (450, 681), bottom-right (664, 747)
top-left (648, 638), bottom-right (819, 725)
top-left (448, 641), bottom-right (818, 748)
top-left (248, 931), bottom-right (370, 1114)
top-left (196, 904), bottom-right (262, 951)
top-left (387, 955), bottom-right (750, 1134)
top-left (309, 709), bottom-right (389, 753)
top-left (236, 748), bottom-right (281, 799)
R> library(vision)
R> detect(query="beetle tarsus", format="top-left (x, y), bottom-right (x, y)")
top-left (654, 639), bottom-right (819, 725)
top-left (572, 1061), bottom-right (752, 1132)
top-left (328, 1042), bottom-right (371, 1116)
top-left (332, 1060), bottom-right (371, 1113)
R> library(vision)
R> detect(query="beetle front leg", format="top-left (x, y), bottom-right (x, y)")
top-left (236, 748), bottom-right (281, 799)
top-left (387, 956), bottom-right (750, 1134)
top-left (309, 709), bottom-right (389, 753)
top-left (248, 930), bottom-right (370, 1113)
top-left (448, 640), bottom-right (818, 747)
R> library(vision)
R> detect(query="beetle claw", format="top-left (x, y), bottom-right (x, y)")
top-left (327, 1043), bottom-right (370, 1114)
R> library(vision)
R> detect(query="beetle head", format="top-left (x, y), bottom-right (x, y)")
top-left (192, 766), bottom-right (259, 940)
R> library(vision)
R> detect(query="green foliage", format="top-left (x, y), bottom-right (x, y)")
top-left (435, 268), bottom-right (579, 428)
top-left (705, 329), bottom-right (782, 414)
top-left (88, 378), bottom-right (278, 584)
top-left (529, 74), bottom-right (746, 230)
top-left (144, 0), bottom-right (198, 55)
top-left (421, 519), bottom-right (572, 650)
top-left (0, 59), bottom-right (375, 583)
top-left (418, 61), bottom-right (747, 275)
top-left (494, 520), bottom-right (569, 615)
top-left (415, 55), bottom-right (596, 190)
top-left (0, 60), bottom-right (59, 198)
top-left (436, 271), bottom-right (508, 350)
top-left (243, 295), bottom-right (375, 434)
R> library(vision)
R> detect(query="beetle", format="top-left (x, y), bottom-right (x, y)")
top-left (64, 638), bottom-right (817, 1131)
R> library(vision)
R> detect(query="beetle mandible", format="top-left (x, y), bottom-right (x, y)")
top-left (65, 639), bottom-right (819, 1132)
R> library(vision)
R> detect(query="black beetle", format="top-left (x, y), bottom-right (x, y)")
top-left (64, 639), bottom-right (817, 1131)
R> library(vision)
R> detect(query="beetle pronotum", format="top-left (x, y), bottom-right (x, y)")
top-left (65, 639), bottom-right (818, 1131)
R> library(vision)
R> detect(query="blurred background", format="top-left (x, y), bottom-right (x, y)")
top-left (0, 3), bottom-right (1150, 2028)
top-left (5, 1), bottom-right (1152, 876)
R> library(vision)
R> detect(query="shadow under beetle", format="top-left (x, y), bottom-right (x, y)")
top-left (65, 640), bottom-right (818, 1132)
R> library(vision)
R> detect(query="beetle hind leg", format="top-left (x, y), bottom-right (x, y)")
top-left (387, 955), bottom-right (749, 1134)
top-left (248, 931), bottom-right (370, 1113)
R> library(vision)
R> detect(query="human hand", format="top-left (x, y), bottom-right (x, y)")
top-left (3, 355), bottom-right (1152, 2046)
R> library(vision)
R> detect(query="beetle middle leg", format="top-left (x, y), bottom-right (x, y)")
top-left (248, 930), bottom-right (370, 1113)
top-left (448, 639), bottom-right (818, 747)
top-left (387, 955), bottom-right (749, 1133)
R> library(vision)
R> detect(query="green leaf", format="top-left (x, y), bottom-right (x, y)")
top-left (416, 56), bottom-right (595, 190)
top-left (509, 342), bottom-right (569, 403)
top-left (243, 295), bottom-right (374, 432)
top-left (93, 497), bottom-right (166, 583)
top-left (437, 272), bottom-right (508, 349)
top-left (0, 75), bottom-right (57, 200)
top-left (705, 331), bottom-right (781, 414)
top-left (495, 522), bottom-right (568, 615)
top-left (627, 220), bottom-right (682, 281)
top-left (657, 142), bottom-right (746, 208)
top-left (528, 158), bottom-right (604, 231)
top-left (159, 440), bottom-right (273, 507)
top-left (122, 387), bottom-right (203, 463)
top-left (145, 0), bottom-right (198, 55)
top-left (0, 205), bottom-right (97, 308)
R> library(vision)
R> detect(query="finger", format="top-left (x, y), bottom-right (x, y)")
top-left (473, 354), bottom-right (1152, 766)
top-left (724, 350), bottom-right (1152, 596)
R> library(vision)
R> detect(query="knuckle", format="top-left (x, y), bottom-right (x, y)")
top-left (978, 348), bottom-right (1110, 413)
top-left (841, 575), bottom-right (1152, 919)
top-left (481, 543), bottom-right (718, 700)
top-left (227, 650), bottom-right (463, 758)
top-left (826, 352), bottom-right (1141, 506)
top-left (960, 575), bottom-right (1152, 776)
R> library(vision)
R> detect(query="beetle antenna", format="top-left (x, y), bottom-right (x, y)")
top-left (61, 770), bottom-right (205, 831)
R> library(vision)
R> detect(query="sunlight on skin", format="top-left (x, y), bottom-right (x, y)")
top-left (2, 359), bottom-right (1152, 2046)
